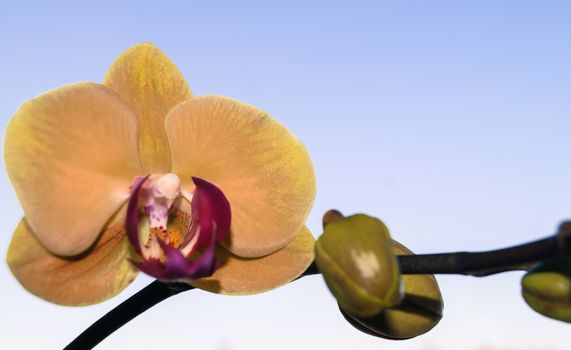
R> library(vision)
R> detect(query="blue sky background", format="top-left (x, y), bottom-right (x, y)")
top-left (1, 1), bottom-right (571, 349)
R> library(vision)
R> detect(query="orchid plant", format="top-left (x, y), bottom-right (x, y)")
top-left (5, 43), bottom-right (316, 305)
top-left (4, 43), bottom-right (571, 349)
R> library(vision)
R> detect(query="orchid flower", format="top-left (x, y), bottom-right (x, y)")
top-left (5, 43), bottom-right (316, 305)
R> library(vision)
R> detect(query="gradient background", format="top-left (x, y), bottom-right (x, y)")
top-left (1, 1), bottom-right (571, 349)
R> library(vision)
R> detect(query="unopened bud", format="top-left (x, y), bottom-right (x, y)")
top-left (522, 256), bottom-right (571, 323)
top-left (315, 214), bottom-right (403, 317)
top-left (344, 240), bottom-right (443, 340)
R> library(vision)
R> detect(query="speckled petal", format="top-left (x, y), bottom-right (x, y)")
top-left (6, 217), bottom-right (139, 306)
top-left (189, 226), bottom-right (315, 295)
top-left (4, 83), bottom-right (141, 256)
top-left (104, 43), bottom-right (192, 173)
top-left (165, 96), bottom-right (315, 258)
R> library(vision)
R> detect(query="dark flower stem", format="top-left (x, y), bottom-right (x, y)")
top-left (397, 235), bottom-right (558, 277)
top-left (64, 282), bottom-right (194, 350)
top-left (64, 226), bottom-right (570, 349)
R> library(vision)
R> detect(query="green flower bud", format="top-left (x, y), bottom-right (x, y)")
top-left (346, 240), bottom-right (443, 340)
top-left (522, 256), bottom-right (571, 323)
top-left (315, 213), bottom-right (403, 317)
top-left (339, 240), bottom-right (443, 340)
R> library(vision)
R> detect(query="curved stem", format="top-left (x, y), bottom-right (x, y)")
top-left (64, 282), bottom-right (193, 350)
top-left (65, 266), bottom-right (320, 350)
top-left (64, 230), bottom-right (568, 349)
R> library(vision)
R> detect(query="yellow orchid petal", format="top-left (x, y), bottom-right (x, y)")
top-left (6, 217), bottom-right (139, 306)
top-left (104, 43), bottom-right (192, 173)
top-left (4, 83), bottom-right (141, 256)
top-left (190, 226), bottom-right (315, 295)
top-left (165, 96), bottom-right (316, 258)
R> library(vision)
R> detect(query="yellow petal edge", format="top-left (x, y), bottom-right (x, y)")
top-left (4, 83), bottom-right (142, 256)
top-left (104, 42), bottom-right (192, 173)
top-left (165, 95), bottom-right (316, 258)
top-left (190, 226), bottom-right (315, 295)
top-left (7, 217), bottom-right (139, 306)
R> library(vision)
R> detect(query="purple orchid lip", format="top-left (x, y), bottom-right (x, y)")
top-left (125, 175), bottom-right (231, 281)
top-left (179, 176), bottom-right (231, 253)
